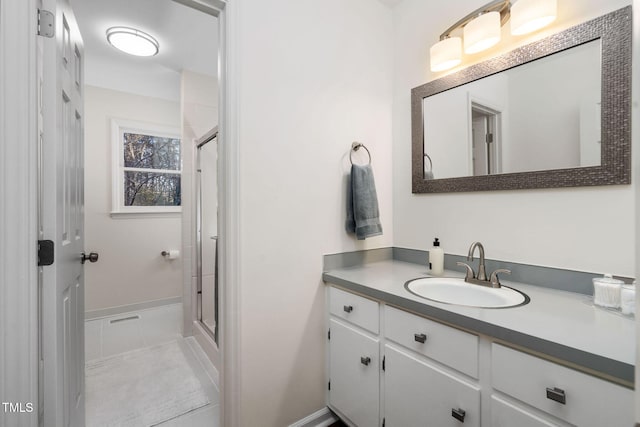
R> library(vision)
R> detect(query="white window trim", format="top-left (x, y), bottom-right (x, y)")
top-left (111, 118), bottom-right (182, 215)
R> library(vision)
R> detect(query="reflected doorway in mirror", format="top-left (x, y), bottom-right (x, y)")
top-left (471, 101), bottom-right (501, 176)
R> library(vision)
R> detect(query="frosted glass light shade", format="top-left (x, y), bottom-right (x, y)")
top-left (464, 11), bottom-right (501, 54)
top-left (511, 0), bottom-right (557, 36)
top-left (430, 37), bottom-right (462, 72)
top-left (107, 27), bottom-right (159, 57)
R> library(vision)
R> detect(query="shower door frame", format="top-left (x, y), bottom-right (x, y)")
top-left (195, 126), bottom-right (219, 342)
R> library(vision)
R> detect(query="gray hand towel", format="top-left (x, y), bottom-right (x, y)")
top-left (346, 164), bottom-right (383, 240)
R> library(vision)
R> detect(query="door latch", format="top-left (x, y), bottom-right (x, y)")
top-left (37, 240), bottom-right (54, 266)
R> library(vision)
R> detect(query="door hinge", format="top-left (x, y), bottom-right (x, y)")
top-left (486, 133), bottom-right (494, 144)
top-left (382, 356), bottom-right (385, 371)
top-left (328, 329), bottom-right (330, 340)
top-left (37, 240), bottom-right (54, 266)
top-left (37, 9), bottom-right (55, 38)
top-left (328, 381), bottom-right (331, 390)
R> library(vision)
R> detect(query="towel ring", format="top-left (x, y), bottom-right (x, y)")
top-left (350, 142), bottom-right (371, 165)
top-left (424, 153), bottom-right (433, 172)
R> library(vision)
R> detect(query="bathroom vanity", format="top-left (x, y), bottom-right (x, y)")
top-left (323, 258), bottom-right (634, 427)
top-left (324, 5), bottom-right (635, 426)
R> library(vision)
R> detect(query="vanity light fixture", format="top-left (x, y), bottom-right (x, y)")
top-left (511, 0), bottom-right (558, 36)
top-left (430, 37), bottom-right (462, 72)
top-left (106, 27), bottom-right (159, 57)
top-left (429, 0), bottom-right (557, 72)
top-left (464, 11), bottom-right (502, 54)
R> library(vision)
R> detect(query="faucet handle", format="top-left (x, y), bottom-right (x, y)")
top-left (456, 262), bottom-right (475, 282)
top-left (490, 269), bottom-right (511, 288)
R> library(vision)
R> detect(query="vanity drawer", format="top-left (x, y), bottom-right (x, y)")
top-left (491, 343), bottom-right (633, 427)
top-left (329, 287), bottom-right (379, 334)
top-left (384, 305), bottom-right (478, 378)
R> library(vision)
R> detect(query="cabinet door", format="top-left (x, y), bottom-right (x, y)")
top-left (329, 319), bottom-right (379, 427)
top-left (384, 345), bottom-right (480, 427)
top-left (491, 395), bottom-right (564, 427)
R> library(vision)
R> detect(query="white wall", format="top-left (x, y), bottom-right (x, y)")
top-left (392, 0), bottom-right (636, 277)
top-left (84, 85), bottom-right (182, 313)
top-left (234, 0), bottom-right (393, 425)
top-left (506, 40), bottom-right (601, 172)
top-left (85, 56), bottom-right (181, 102)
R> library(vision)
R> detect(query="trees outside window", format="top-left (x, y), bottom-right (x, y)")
top-left (112, 120), bottom-right (182, 214)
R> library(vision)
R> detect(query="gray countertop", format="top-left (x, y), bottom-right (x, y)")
top-left (323, 259), bottom-right (635, 385)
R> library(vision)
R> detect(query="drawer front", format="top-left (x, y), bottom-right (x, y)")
top-left (491, 395), bottom-right (563, 427)
top-left (491, 343), bottom-right (633, 427)
top-left (385, 345), bottom-right (480, 427)
top-left (330, 287), bottom-right (379, 334)
top-left (384, 305), bottom-right (478, 378)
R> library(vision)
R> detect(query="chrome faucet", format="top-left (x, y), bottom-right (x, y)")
top-left (456, 241), bottom-right (511, 288)
top-left (467, 242), bottom-right (487, 281)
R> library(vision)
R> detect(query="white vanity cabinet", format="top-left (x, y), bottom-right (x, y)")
top-left (326, 286), bottom-right (634, 427)
top-left (328, 287), bottom-right (380, 427)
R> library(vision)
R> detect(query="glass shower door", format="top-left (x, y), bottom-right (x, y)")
top-left (196, 128), bottom-right (218, 342)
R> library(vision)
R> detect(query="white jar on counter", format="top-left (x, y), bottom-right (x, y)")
top-left (592, 274), bottom-right (623, 309)
top-left (620, 282), bottom-right (635, 316)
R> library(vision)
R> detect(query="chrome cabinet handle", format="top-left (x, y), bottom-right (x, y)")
top-left (343, 305), bottom-right (353, 313)
top-left (414, 333), bottom-right (427, 343)
top-left (451, 408), bottom-right (466, 422)
top-left (546, 387), bottom-right (566, 404)
top-left (360, 356), bottom-right (371, 366)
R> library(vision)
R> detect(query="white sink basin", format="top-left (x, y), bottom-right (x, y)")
top-left (405, 277), bottom-right (529, 308)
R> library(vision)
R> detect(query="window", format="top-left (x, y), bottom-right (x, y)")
top-left (112, 119), bottom-right (182, 214)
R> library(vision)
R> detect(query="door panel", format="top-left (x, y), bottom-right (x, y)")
top-left (384, 345), bottom-right (480, 427)
top-left (329, 319), bottom-right (379, 427)
top-left (41, 0), bottom-right (85, 425)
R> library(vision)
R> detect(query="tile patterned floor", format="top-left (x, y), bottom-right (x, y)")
top-left (85, 304), bottom-right (219, 426)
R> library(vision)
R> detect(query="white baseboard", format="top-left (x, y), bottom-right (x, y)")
top-left (289, 407), bottom-right (338, 427)
top-left (85, 296), bottom-right (182, 320)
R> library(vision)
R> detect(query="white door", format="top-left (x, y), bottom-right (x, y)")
top-left (39, 0), bottom-right (88, 425)
top-left (472, 115), bottom-right (489, 176)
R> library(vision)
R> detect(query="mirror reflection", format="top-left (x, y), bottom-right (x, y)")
top-left (423, 39), bottom-right (601, 180)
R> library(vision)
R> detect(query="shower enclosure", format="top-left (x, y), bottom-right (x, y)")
top-left (195, 126), bottom-right (219, 342)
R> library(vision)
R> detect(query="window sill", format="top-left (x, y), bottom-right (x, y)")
top-left (110, 210), bottom-right (182, 219)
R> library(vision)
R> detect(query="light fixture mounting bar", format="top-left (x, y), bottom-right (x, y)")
top-left (439, 0), bottom-right (511, 40)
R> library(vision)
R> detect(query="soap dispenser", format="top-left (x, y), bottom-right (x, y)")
top-left (429, 238), bottom-right (444, 276)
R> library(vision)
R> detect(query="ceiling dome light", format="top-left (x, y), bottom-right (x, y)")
top-left (511, 0), bottom-right (557, 36)
top-left (106, 27), bottom-right (159, 57)
top-left (464, 11), bottom-right (501, 54)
